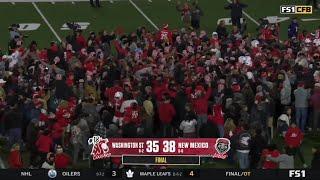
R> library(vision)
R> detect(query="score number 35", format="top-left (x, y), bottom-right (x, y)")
top-left (146, 140), bottom-right (176, 153)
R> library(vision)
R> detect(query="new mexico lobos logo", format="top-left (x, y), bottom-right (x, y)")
top-left (215, 138), bottom-right (231, 154)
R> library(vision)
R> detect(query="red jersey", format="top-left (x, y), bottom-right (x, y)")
top-left (285, 127), bottom-right (303, 148)
top-left (123, 107), bottom-right (141, 125)
top-left (76, 35), bottom-right (87, 48)
top-left (262, 149), bottom-right (280, 169)
top-left (55, 107), bottom-right (71, 127)
top-left (261, 28), bottom-right (273, 40)
top-left (8, 150), bottom-right (23, 168)
top-left (84, 60), bottom-right (96, 73)
top-left (55, 153), bottom-right (71, 169)
top-left (36, 134), bottom-right (53, 153)
top-left (212, 104), bottom-right (224, 125)
top-left (111, 98), bottom-right (124, 118)
top-left (158, 102), bottom-right (176, 124)
top-left (210, 38), bottom-right (220, 47)
top-left (159, 28), bottom-right (173, 43)
top-left (66, 76), bottom-right (74, 87)
top-left (52, 122), bottom-right (64, 139)
top-left (105, 86), bottom-right (123, 100)
top-left (192, 87), bottom-right (212, 115)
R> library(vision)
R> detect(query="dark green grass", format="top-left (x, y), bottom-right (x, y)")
top-left (1, 0), bottom-right (320, 50)
top-left (0, 3), bottom-right (56, 49)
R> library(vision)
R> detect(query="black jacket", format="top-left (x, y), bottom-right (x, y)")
top-left (225, 3), bottom-right (247, 18)
top-left (216, 25), bottom-right (228, 39)
top-left (311, 151), bottom-right (320, 169)
top-left (199, 122), bottom-right (219, 138)
top-left (4, 108), bottom-right (23, 129)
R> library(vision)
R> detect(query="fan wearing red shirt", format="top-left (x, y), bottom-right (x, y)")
top-left (260, 26), bottom-right (276, 41)
top-left (212, 104), bottom-right (225, 137)
top-left (111, 91), bottom-right (124, 127)
top-left (158, 93), bottom-right (176, 137)
top-left (123, 102), bottom-right (141, 126)
top-left (55, 145), bottom-right (71, 169)
top-left (52, 122), bottom-right (64, 146)
top-left (66, 73), bottom-right (75, 87)
top-left (76, 30), bottom-right (87, 49)
top-left (104, 81), bottom-right (123, 101)
top-left (192, 83), bottom-right (212, 135)
top-left (36, 130), bottom-right (53, 162)
top-left (158, 24), bottom-right (173, 44)
top-left (285, 122), bottom-right (307, 167)
top-left (55, 103), bottom-right (71, 127)
top-left (8, 144), bottom-right (23, 169)
top-left (261, 145), bottom-right (280, 169)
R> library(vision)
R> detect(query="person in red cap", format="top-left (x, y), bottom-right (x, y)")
top-left (285, 122), bottom-right (308, 168)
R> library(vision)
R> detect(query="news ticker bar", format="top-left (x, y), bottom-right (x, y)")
top-left (122, 155), bottom-right (200, 165)
top-left (2, 169), bottom-right (319, 180)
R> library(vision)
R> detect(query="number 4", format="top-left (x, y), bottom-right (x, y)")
top-left (189, 171), bottom-right (194, 177)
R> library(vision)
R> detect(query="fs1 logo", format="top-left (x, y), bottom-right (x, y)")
top-left (280, 5), bottom-right (312, 14)
top-left (289, 170), bottom-right (306, 178)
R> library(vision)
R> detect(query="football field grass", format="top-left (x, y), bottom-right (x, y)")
top-left (0, 0), bottom-right (320, 51)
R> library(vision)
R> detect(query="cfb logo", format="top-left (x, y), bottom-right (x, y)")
top-left (280, 5), bottom-right (313, 14)
top-left (289, 170), bottom-right (306, 178)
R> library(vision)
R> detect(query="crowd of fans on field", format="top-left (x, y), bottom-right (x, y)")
top-left (0, 1), bottom-right (320, 170)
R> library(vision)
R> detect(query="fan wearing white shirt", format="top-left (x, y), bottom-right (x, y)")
top-left (179, 104), bottom-right (197, 138)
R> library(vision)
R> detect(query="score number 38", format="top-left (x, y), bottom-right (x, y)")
top-left (146, 140), bottom-right (176, 153)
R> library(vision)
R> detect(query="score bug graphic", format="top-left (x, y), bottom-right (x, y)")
top-left (280, 5), bottom-right (312, 14)
top-left (88, 138), bottom-right (231, 165)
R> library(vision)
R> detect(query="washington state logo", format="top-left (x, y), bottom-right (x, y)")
top-left (212, 138), bottom-right (230, 159)
top-left (88, 136), bottom-right (111, 160)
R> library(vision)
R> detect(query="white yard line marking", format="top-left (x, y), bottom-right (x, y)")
top-left (129, 0), bottom-right (159, 30)
top-left (32, 2), bottom-right (62, 42)
top-left (226, 0), bottom-right (260, 26)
